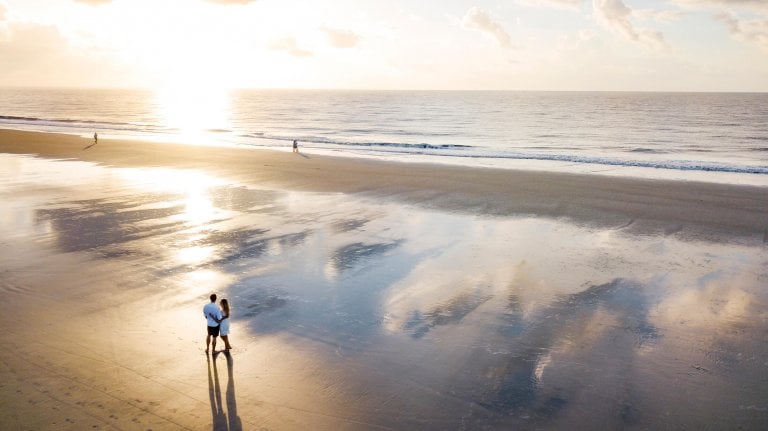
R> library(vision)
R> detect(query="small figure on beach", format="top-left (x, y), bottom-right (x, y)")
top-left (203, 293), bottom-right (223, 354)
top-left (292, 139), bottom-right (299, 153)
top-left (219, 298), bottom-right (233, 351)
top-left (93, 132), bottom-right (98, 145)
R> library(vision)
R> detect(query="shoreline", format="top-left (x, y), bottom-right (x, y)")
top-left (4, 123), bottom-right (768, 186)
top-left (1, 128), bottom-right (766, 243)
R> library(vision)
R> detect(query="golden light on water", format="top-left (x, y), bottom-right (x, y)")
top-left (153, 87), bottom-right (233, 144)
top-left (117, 167), bottom-right (229, 229)
top-left (178, 269), bottom-right (233, 298)
top-left (176, 245), bottom-right (216, 265)
top-left (118, 167), bottom-right (227, 191)
top-left (179, 188), bottom-right (220, 227)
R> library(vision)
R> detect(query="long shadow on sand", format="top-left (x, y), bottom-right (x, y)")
top-left (207, 352), bottom-right (242, 431)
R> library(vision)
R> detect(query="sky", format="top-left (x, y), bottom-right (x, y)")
top-left (0, 0), bottom-right (767, 91)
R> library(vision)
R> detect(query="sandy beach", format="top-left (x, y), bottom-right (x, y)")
top-left (1, 129), bottom-right (768, 430)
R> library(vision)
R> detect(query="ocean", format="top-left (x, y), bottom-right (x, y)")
top-left (1, 88), bottom-right (767, 184)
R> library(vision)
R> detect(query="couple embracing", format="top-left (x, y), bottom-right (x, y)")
top-left (203, 293), bottom-right (233, 354)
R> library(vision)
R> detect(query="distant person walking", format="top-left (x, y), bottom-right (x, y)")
top-left (219, 298), bottom-right (233, 351)
top-left (292, 139), bottom-right (299, 153)
top-left (203, 294), bottom-right (223, 354)
top-left (93, 132), bottom-right (98, 145)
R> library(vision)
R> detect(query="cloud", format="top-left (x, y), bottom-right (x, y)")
top-left (592, 0), bottom-right (666, 49)
top-left (0, 22), bottom-right (77, 81)
top-left (0, 21), bottom-right (135, 86)
top-left (715, 11), bottom-right (768, 52)
top-left (321, 26), bottom-right (360, 48)
top-left (671, 0), bottom-right (768, 14)
top-left (462, 6), bottom-right (514, 49)
top-left (74, 0), bottom-right (258, 4)
top-left (73, 0), bottom-right (112, 5)
top-left (670, 0), bottom-right (768, 52)
top-left (269, 36), bottom-right (313, 57)
top-left (206, 0), bottom-right (257, 4)
top-left (517, 0), bottom-right (584, 10)
top-left (633, 9), bottom-right (685, 23)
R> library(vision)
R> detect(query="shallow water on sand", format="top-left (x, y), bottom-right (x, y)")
top-left (1, 153), bottom-right (767, 429)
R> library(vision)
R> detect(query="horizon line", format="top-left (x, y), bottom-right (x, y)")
top-left (1, 85), bottom-right (767, 94)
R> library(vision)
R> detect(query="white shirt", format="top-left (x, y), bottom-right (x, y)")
top-left (203, 302), bottom-right (222, 327)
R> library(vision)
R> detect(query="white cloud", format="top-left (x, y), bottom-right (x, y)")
top-left (633, 9), bottom-right (685, 23)
top-left (671, 0), bottom-right (768, 14)
top-left (73, 0), bottom-right (112, 5)
top-left (74, 0), bottom-right (258, 4)
top-left (269, 36), bottom-right (313, 57)
top-left (556, 28), bottom-right (597, 51)
top-left (517, 0), bottom-right (584, 10)
top-left (206, 0), bottom-right (257, 4)
top-left (670, 0), bottom-right (768, 53)
top-left (715, 11), bottom-right (768, 52)
top-left (0, 21), bottom-right (136, 86)
top-left (321, 26), bottom-right (360, 48)
top-left (592, 0), bottom-right (667, 50)
top-left (462, 6), bottom-right (514, 49)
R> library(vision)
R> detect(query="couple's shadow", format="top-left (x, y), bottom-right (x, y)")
top-left (207, 351), bottom-right (242, 431)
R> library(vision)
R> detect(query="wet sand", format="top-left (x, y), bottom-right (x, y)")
top-left (1, 129), bottom-right (768, 430)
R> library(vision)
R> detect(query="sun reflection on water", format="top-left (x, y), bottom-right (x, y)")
top-left (178, 269), bottom-right (234, 298)
top-left (117, 168), bottom-right (229, 228)
top-left (116, 167), bottom-right (233, 268)
top-left (178, 188), bottom-right (219, 226)
top-left (152, 87), bottom-right (233, 144)
top-left (176, 245), bottom-right (216, 265)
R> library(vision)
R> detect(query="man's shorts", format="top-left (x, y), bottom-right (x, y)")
top-left (207, 325), bottom-right (220, 336)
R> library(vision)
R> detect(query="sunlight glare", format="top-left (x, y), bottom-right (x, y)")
top-left (117, 167), bottom-right (230, 228)
top-left (178, 269), bottom-right (233, 298)
top-left (117, 167), bottom-right (228, 192)
top-left (153, 87), bottom-right (233, 144)
top-left (180, 188), bottom-right (219, 226)
top-left (176, 245), bottom-right (215, 265)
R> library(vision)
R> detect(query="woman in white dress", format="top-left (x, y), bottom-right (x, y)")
top-left (219, 298), bottom-right (233, 351)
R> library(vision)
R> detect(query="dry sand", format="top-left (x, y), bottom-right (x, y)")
top-left (1, 129), bottom-right (767, 430)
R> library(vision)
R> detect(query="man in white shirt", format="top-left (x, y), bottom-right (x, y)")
top-left (203, 294), bottom-right (223, 354)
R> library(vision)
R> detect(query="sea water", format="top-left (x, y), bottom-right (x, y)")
top-left (1, 88), bottom-right (767, 184)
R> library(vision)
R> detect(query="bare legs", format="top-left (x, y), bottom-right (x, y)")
top-left (221, 335), bottom-right (232, 350)
top-left (206, 334), bottom-right (218, 354)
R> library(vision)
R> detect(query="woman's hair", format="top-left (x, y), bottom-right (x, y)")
top-left (220, 298), bottom-right (230, 317)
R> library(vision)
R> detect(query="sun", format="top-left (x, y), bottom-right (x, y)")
top-left (152, 85), bottom-right (233, 144)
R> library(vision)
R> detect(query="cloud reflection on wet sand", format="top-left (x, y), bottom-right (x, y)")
top-left (2, 154), bottom-right (767, 429)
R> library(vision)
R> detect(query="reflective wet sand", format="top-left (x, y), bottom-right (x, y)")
top-left (1, 152), bottom-right (767, 430)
